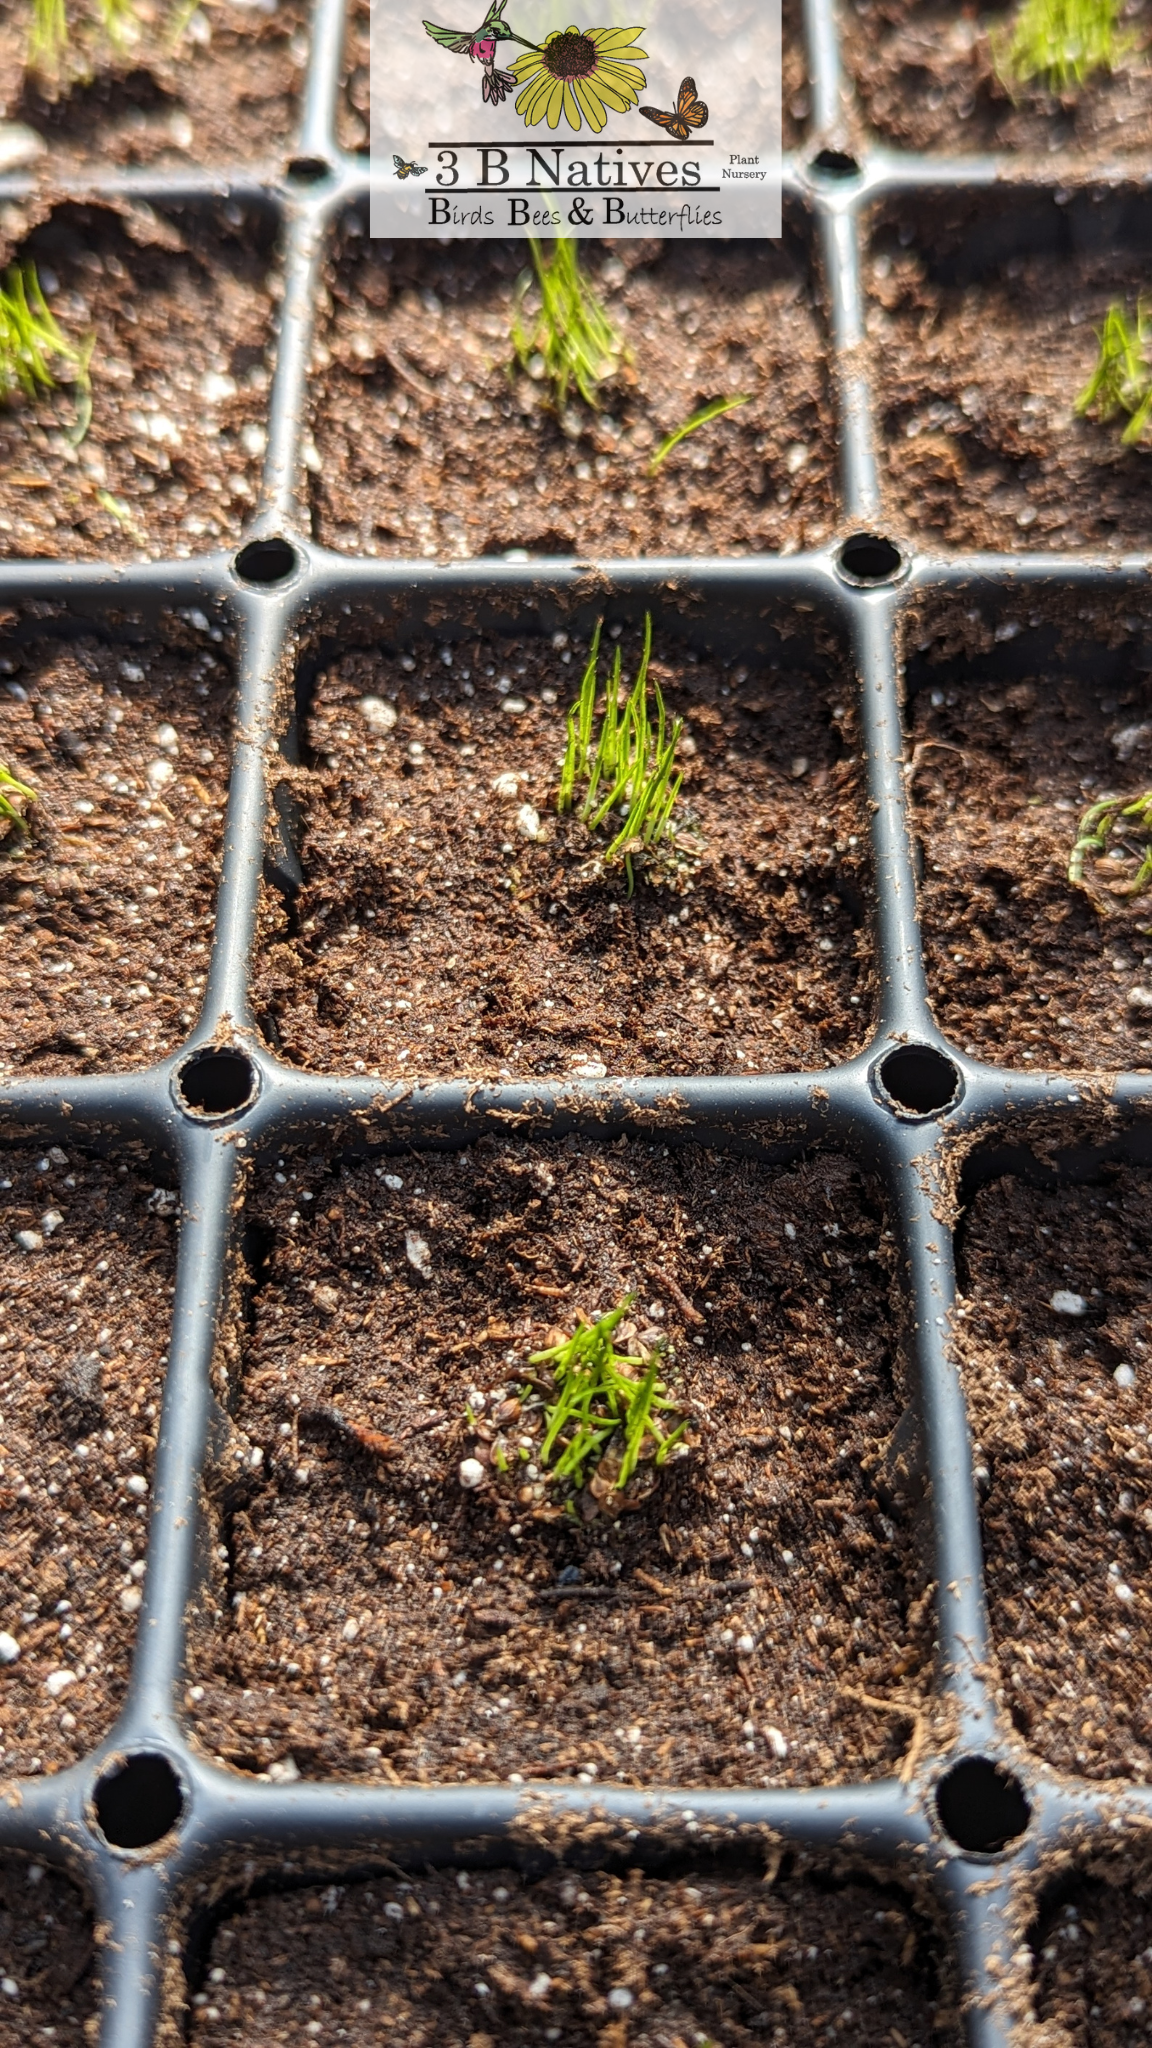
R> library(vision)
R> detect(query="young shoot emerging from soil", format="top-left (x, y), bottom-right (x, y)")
top-left (1076, 298), bottom-right (1152, 446)
top-left (0, 763), bottom-right (36, 832)
top-left (557, 612), bottom-right (684, 894)
top-left (0, 263), bottom-right (93, 446)
top-left (27, 0), bottom-right (185, 80)
top-left (649, 393), bottom-right (751, 475)
top-left (511, 236), bottom-right (627, 411)
top-left (994, 0), bottom-right (1131, 94)
top-left (1069, 787), bottom-right (1152, 910)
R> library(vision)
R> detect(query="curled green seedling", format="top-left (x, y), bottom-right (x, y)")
top-left (648, 393), bottom-right (751, 476)
top-left (0, 263), bottom-right (94, 446)
top-left (511, 236), bottom-right (627, 412)
top-left (1069, 788), bottom-right (1152, 910)
top-left (531, 1296), bottom-right (689, 1503)
top-left (994, 0), bottom-right (1132, 95)
top-left (557, 614), bottom-right (684, 895)
top-left (0, 764), bottom-right (37, 833)
top-left (1075, 300), bottom-right (1152, 447)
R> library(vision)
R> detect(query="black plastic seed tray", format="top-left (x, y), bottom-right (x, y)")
top-left (3, 0), bottom-right (1152, 2041)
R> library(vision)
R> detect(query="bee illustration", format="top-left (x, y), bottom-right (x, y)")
top-left (393, 153), bottom-right (430, 179)
top-left (639, 76), bottom-right (709, 142)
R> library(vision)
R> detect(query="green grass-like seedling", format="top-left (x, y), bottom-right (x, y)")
top-left (1069, 788), bottom-right (1152, 908)
top-left (511, 237), bottom-right (627, 412)
top-left (1075, 299), bottom-right (1152, 446)
top-left (994, 0), bottom-right (1131, 94)
top-left (649, 394), bottom-right (751, 476)
top-left (29, 0), bottom-right (140, 75)
top-left (0, 764), bottom-right (37, 832)
top-left (531, 1295), bottom-right (689, 1496)
top-left (0, 263), bottom-right (94, 446)
top-left (557, 614), bottom-right (683, 894)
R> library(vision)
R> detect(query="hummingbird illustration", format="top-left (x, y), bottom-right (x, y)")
top-left (422, 0), bottom-right (534, 105)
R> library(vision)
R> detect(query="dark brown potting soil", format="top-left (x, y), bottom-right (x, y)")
top-left (254, 628), bottom-right (871, 1080)
top-left (186, 1143), bottom-right (927, 1788)
top-left (906, 653), bottom-right (1152, 1073)
top-left (0, 1856), bottom-right (94, 2044)
top-left (1034, 1875), bottom-right (1152, 2048)
top-left (844, 0), bottom-right (1152, 158)
top-left (309, 230), bottom-right (835, 561)
top-left (189, 1864), bottom-right (960, 2046)
top-left (0, 628), bottom-right (231, 1077)
top-left (0, 202), bottom-right (274, 561)
top-left (956, 1165), bottom-right (1152, 1782)
top-left (870, 227), bottom-right (1152, 553)
top-left (0, 1151), bottom-right (178, 1775)
top-left (0, 1), bottom-right (307, 170)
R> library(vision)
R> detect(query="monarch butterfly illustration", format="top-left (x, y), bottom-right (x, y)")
top-left (639, 76), bottom-right (709, 142)
top-left (394, 154), bottom-right (430, 179)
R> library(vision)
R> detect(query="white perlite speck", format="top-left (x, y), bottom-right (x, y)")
top-left (1050, 1289), bottom-right (1087, 1317)
top-left (766, 1725), bottom-right (789, 1759)
top-left (607, 1989), bottom-right (635, 2012)
top-left (405, 1231), bottom-right (432, 1278)
top-left (516, 803), bottom-right (543, 841)
top-left (458, 1458), bottom-right (486, 1490)
top-left (45, 1670), bottom-right (76, 1699)
top-left (492, 771), bottom-right (521, 798)
top-left (1115, 1364), bottom-right (1137, 1390)
top-left (0, 1633), bottom-right (20, 1664)
top-left (15, 1231), bottom-right (42, 1253)
top-left (359, 695), bottom-right (397, 734)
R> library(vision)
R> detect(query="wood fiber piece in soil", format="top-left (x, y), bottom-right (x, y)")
top-left (869, 220), bottom-right (1152, 554)
top-left (0, 1856), bottom-right (94, 2046)
top-left (844, 0), bottom-right (1152, 157)
top-left (254, 629), bottom-right (871, 1079)
top-left (957, 1166), bottom-right (1152, 1783)
top-left (0, 628), bottom-right (231, 1077)
top-left (188, 1864), bottom-right (960, 2046)
top-left (186, 1143), bottom-right (928, 1788)
top-left (905, 652), bottom-right (1152, 1073)
top-left (0, 202), bottom-right (275, 561)
top-left (309, 228), bottom-right (835, 560)
top-left (0, 1150), bottom-right (178, 1775)
top-left (0, 1), bottom-right (307, 170)
top-left (1034, 1874), bottom-right (1152, 2047)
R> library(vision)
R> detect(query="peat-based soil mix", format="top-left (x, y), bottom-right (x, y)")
top-left (0, 1855), bottom-right (94, 2045)
top-left (255, 629), bottom-right (871, 1079)
top-left (844, 0), bottom-right (1152, 158)
top-left (869, 221), bottom-right (1152, 554)
top-left (956, 1166), bottom-right (1152, 1782)
top-left (0, 202), bottom-right (275, 561)
top-left (0, 626), bottom-right (231, 1078)
top-left (186, 1143), bottom-right (927, 1788)
top-left (0, 0), bottom-right (308, 171)
top-left (0, 1150), bottom-right (178, 1776)
top-left (189, 1864), bottom-right (960, 2046)
top-left (905, 651), bottom-right (1152, 1072)
top-left (1034, 1874), bottom-right (1152, 2047)
top-left (309, 229), bottom-right (835, 560)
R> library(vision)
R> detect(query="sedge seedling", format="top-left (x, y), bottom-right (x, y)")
top-left (994, 0), bottom-right (1131, 94)
top-left (29, 0), bottom-right (141, 75)
top-left (530, 1296), bottom-right (689, 1497)
top-left (0, 765), bottom-right (37, 832)
top-left (557, 614), bottom-right (684, 894)
top-left (1069, 788), bottom-right (1152, 908)
top-left (1075, 299), bottom-right (1152, 446)
top-left (649, 394), bottom-right (751, 476)
top-left (0, 263), bottom-right (94, 446)
top-left (511, 236), bottom-right (627, 411)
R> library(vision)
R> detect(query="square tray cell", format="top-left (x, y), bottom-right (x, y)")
top-left (1034, 1873), bottom-right (1152, 2046)
top-left (188, 1865), bottom-right (959, 2047)
top-left (904, 617), bottom-right (1152, 1073)
top-left (309, 224), bottom-right (835, 560)
top-left (869, 195), bottom-right (1152, 553)
top-left (255, 625), bottom-right (871, 1079)
top-left (843, 0), bottom-right (1152, 158)
top-left (0, 625), bottom-right (231, 1078)
top-left (0, 2), bottom-right (308, 171)
top-left (186, 1143), bottom-right (924, 1788)
top-left (956, 1163), bottom-right (1152, 1782)
top-left (0, 201), bottom-right (276, 561)
top-left (0, 1148), bottom-right (178, 1776)
top-left (0, 1855), bottom-right (94, 2046)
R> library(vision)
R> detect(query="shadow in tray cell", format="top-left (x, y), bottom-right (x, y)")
top-left (1034, 1870), bottom-right (1152, 2048)
top-left (0, 1856), bottom-right (95, 2047)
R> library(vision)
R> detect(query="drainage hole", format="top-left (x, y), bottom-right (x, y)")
top-left (94, 1754), bottom-right (183, 1850)
top-left (233, 536), bottom-right (297, 586)
top-left (837, 532), bottom-right (904, 585)
top-left (810, 147), bottom-right (861, 178)
top-left (177, 1046), bottom-right (256, 1117)
top-left (878, 1044), bottom-right (960, 1116)
top-left (286, 155), bottom-right (331, 183)
top-left (936, 1758), bottom-right (1030, 1855)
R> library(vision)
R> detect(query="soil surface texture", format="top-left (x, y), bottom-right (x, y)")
top-left (0, 0), bottom-right (307, 170)
top-left (0, 1150), bottom-right (178, 1775)
top-left (255, 628), bottom-right (870, 1080)
top-left (310, 230), bottom-right (835, 560)
top-left (0, 627), bottom-right (231, 1078)
top-left (906, 652), bottom-right (1152, 1073)
top-left (189, 1864), bottom-right (959, 2046)
top-left (1033, 1874), bottom-right (1152, 2047)
top-left (869, 224), bottom-right (1152, 554)
top-left (844, 0), bottom-right (1152, 158)
top-left (0, 202), bottom-right (274, 561)
top-left (0, 1856), bottom-right (94, 2045)
top-left (186, 1143), bottom-right (926, 1788)
top-left (957, 1166), bottom-right (1152, 1782)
